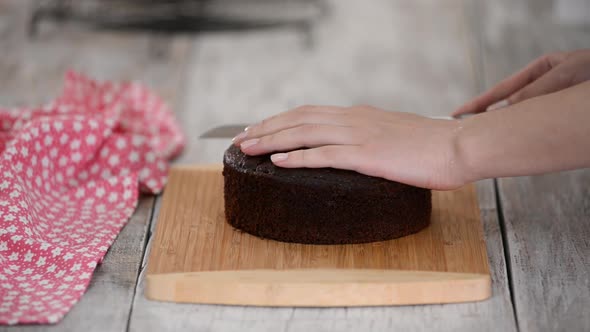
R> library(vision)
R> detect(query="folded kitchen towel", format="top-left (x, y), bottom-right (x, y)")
top-left (0, 71), bottom-right (185, 325)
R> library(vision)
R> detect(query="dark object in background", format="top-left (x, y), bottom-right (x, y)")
top-left (223, 144), bottom-right (432, 245)
top-left (30, 0), bottom-right (325, 34)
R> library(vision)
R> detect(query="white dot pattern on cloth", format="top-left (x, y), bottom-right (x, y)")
top-left (0, 71), bottom-right (185, 325)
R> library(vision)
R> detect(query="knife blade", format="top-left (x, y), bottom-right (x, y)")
top-left (199, 116), bottom-right (454, 139)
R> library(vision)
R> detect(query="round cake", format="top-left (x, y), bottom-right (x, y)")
top-left (223, 145), bottom-right (432, 245)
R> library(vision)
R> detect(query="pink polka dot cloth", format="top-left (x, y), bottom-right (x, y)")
top-left (0, 71), bottom-right (185, 325)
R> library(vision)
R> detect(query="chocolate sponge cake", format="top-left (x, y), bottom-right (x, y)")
top-left (223, 145), bottom-right (431, 244)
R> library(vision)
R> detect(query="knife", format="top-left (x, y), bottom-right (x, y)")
top-left (200, 116), bottom-right (455, 139)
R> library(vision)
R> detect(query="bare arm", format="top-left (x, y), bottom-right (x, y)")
top-left (457, 80), bottom-right (590, 183)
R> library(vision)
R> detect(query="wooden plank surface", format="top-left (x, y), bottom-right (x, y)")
top-left (500, 172), bottom-right (590, 332)
top-left (472, 1), bottom-right (590, 330)
top-left (145, 166), bottom-right (490, 306)
top-left (129, 0), bottom-right (517, 330)
top-left (0, 1), bottom-right (191, 331)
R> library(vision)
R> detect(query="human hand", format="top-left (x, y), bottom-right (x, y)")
top-left (453, 49), bottom-right (590, 117)
top-left (232, 105), bottom-right (467, 190)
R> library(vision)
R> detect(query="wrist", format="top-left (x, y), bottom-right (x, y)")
top-left (452, 112), bottom-right (497, 185)
top-left (448, 117), bottom-right (481, 186)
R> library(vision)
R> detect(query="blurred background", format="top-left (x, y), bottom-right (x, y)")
top-left (0, 3), bottom-right (589, 330)
top-left (0, 0), bottom-right (589, 162)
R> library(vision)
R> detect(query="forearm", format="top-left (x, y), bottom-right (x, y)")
top-left (457, 80), bottom-right (590, 182)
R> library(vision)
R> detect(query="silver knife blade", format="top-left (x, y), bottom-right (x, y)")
top-left (199, 116), bottom-right (455, 139)
top-left (200, 124), bottom-right (250, 138)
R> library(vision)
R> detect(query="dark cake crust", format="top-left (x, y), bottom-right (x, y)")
top-left (223, 145), bottom-right (431, 244)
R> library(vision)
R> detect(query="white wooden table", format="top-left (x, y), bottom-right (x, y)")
top-left (1, 0), bottom-right (589, 331)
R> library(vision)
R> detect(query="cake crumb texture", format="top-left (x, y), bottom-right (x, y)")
top-left (223, 145), bottom-right (431, 244)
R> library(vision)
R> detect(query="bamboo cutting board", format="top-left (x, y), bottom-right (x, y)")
top-left (145, 165), bottom-right (491, 306)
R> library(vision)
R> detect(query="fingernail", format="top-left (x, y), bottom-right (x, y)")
top-left (271, 153), bottom-right (288, 162)
top-left (232, 131), bottom-right (248, 143)
top-left (487, 99), bottom-right (509, 111)
top-left (240, 138), bottom-right (259, 149)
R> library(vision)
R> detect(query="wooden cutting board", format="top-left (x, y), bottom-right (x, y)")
top-left (145, 165), bottom-right (491, 306)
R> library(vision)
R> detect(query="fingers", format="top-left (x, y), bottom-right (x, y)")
top-left (507, 61), bottom-right (580, 104)
top-left (452, 52), bottom-right (567, 117)
top-left (232, 105), bottom-right (348, 146)
top-left (270, 145), bottom-right (364, 171)
top-left (240, 124), bottom-right (361, 155)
